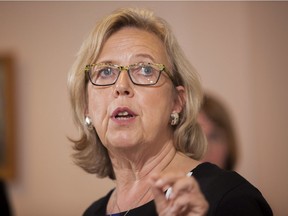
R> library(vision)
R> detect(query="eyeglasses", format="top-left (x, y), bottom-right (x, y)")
top-left (85, 62), bottom-right (171, 86)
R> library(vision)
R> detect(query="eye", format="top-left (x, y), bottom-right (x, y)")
top-left (99, 67), bottom-right (114, 77)
top-left (92, 65), bottom-right (118, 83)
top-left (141, 65), bottom-right (154, 76)
top-left (88, 64), bottom-right (119, 85)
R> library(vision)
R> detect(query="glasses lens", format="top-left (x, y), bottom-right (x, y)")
top-left (129, 63), bottom-right (161, 85)
top-left (86, 63), bottom-right (165, 86)
top-left (89, 64), bottom-right (119, 85)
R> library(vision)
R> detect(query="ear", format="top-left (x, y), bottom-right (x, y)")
top-left (172, 85), bottom-right (186, 113)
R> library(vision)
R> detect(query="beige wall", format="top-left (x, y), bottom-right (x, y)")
top-left (0, 1), bottom-right (287, 216)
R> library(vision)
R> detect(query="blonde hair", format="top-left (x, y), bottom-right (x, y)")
top-left (68, 8), bottom-right (206, 179)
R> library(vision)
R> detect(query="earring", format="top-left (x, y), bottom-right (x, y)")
top-left (170, 112), bottom-right (179, 126)
top-left (84, 116), bottom-right (93, 130)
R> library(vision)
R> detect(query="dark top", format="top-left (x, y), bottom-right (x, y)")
top-left (83, 163), bottom-right (273, 216)
top-left (0, 179), bottom-right (12, 216)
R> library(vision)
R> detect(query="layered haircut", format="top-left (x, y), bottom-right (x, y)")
top-left (68, 8), bottom-right (206, 179)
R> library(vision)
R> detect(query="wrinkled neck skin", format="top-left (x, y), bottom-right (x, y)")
top-left (110, 139), bottom-right (177, 184)
top-left (107, 139), bottom-right (200, 214)
top-left (107, 138), bottom-right (201, 210)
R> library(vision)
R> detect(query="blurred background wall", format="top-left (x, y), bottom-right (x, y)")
top-left (0, 1), bottom-right (287, 215)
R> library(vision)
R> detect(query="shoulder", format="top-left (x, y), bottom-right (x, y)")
top-left (192, 162), bottom-right (244, 195)
top-left (83, 189), bottom-right (113, 216)
top-left (192, 163), bottom-right (273, 216)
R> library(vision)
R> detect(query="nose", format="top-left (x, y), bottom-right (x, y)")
top-left (113, 70), bottom-right (134, 97)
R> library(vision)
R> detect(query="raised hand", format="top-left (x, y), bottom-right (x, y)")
top-left (149, 172), bottom-right (208, 216)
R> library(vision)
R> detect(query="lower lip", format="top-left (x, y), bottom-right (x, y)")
top-left (111, 116), bottom-right (136, 125)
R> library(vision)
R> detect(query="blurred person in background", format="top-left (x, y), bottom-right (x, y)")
top-left (198, 93), bottom-right (238, 170)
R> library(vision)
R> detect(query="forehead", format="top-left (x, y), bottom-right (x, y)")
top-left (97, 27), bottom-right (169, 65)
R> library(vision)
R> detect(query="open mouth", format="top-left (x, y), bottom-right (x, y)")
top-left (115, 111), bottom-right (134, 120)
top-left (112, 108), bottom-right (136, 121)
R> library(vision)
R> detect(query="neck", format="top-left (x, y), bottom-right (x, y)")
top-left (111, 140), bottom-right (176, 183)
top-left (107, 141), bottom-right (176, 213)
top-left (107, 141), bottom-right (200, 213)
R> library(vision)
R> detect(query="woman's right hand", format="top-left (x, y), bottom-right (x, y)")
top-left (150, 171), bottom-right (208, 216)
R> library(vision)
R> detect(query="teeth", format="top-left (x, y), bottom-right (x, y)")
top-left (117, 111), bottom-right (129, 116)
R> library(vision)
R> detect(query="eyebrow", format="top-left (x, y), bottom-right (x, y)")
top-left (96, 53), bottom-right (157, 65)
top-left (134, 53), bottom-right (156, 62)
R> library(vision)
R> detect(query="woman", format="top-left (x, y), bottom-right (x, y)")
top-left (198, 94), bottom-right (238, 170)
top-left (68, 8), bottom-right (272, 216)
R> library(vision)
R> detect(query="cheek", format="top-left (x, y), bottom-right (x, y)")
top-left (138, 89), bottom-right (174, 125)
top-left (87, 90), bottom-right (109, 126)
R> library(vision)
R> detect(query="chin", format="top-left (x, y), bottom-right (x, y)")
top-left (107, 138), bottom-right (139, 148)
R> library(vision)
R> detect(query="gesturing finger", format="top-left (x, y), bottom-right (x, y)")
top-left (167, 175), bottom-right (196, 200)
top-left (149, 173), bottom-right (171, 214)
top-left (149, 172), bottom-right (208, 216)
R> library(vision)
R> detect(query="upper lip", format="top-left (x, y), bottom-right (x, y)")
top-left (111, 107), bottom-right (137, 118)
